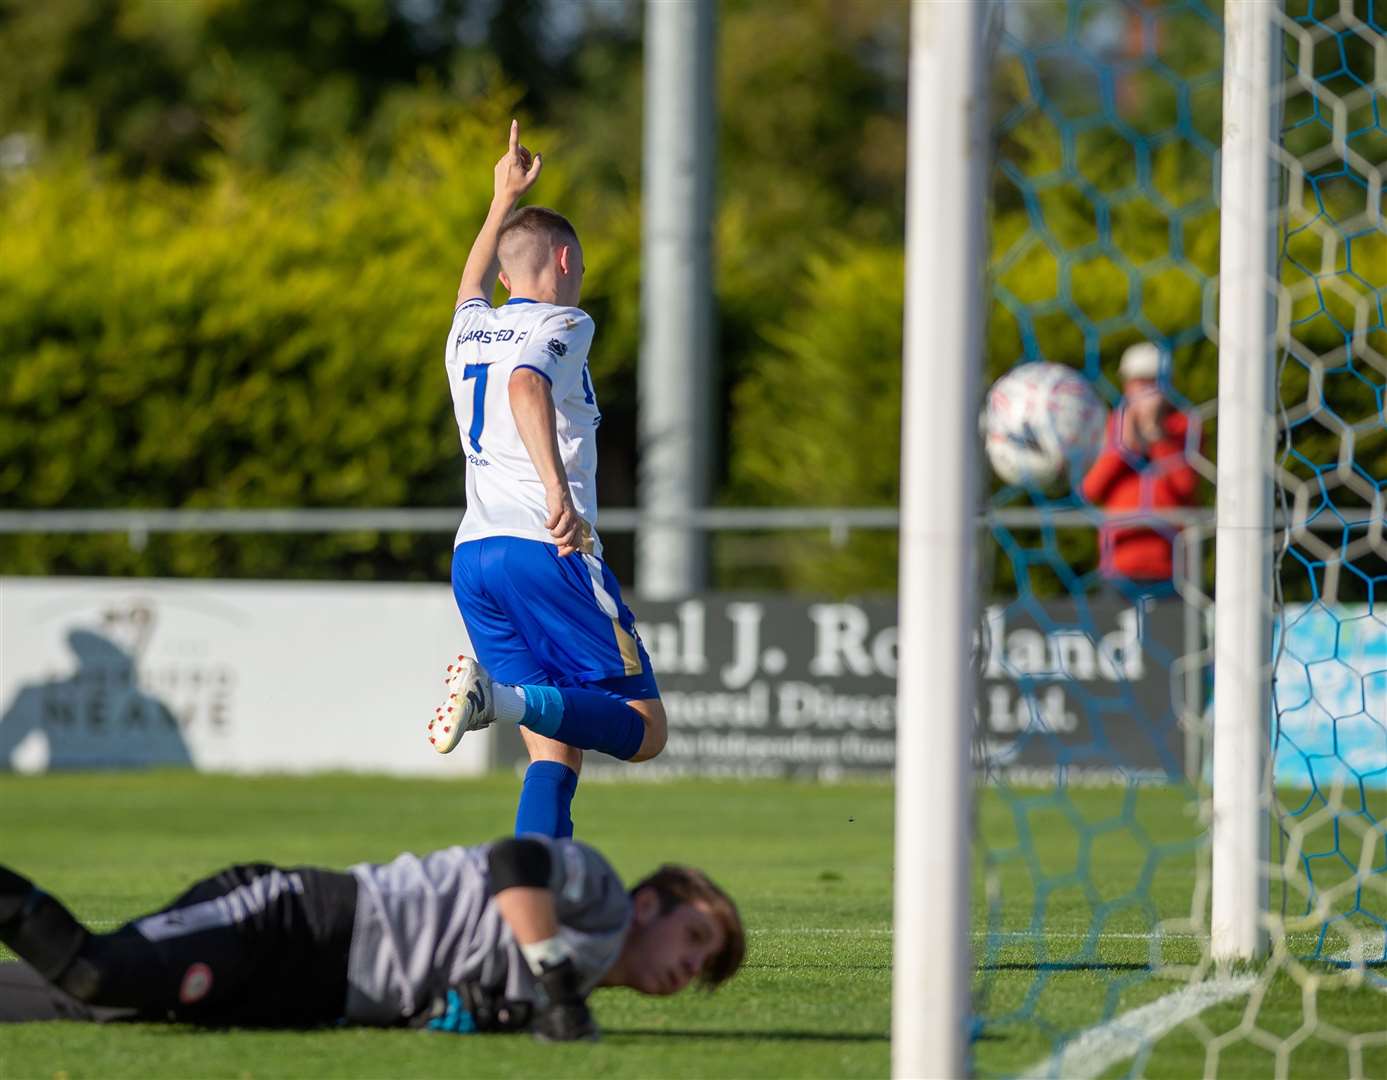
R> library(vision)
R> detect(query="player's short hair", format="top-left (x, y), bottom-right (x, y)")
top-left (498, 206), bottom-right (580, 257)
top-left (630, 865), bottom-right (746, 990)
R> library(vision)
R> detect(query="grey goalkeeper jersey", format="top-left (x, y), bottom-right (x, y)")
top-left (343, 837), bottom-right (632, 1026)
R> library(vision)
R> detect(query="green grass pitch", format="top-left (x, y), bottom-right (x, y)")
top-left (0, 773), bottom-right (1382, 1078)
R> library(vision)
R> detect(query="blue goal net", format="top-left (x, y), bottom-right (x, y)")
top-left (973, 1), bottom-right (1385, 1076)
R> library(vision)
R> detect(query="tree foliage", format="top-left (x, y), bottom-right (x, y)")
top-left (0, 107), bottom-right (600, 579)
top-left (1, 0), bottom-right (1381, 597)
top-left (727, 245), bottom-right (903, 594)
top-left (0, 0), bottom-right (622, 176)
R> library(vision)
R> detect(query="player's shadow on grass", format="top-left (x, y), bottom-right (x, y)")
top-left (0, 630), bottom-right (193, 772)
top-left (606, 1028), bottom-right (889, 1043)
top-left (980, 961), bottom-right (1151, 971)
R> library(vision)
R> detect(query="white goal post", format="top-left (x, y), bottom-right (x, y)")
top-left (1211, 0), bottom-right (1280, 964)
top-left (892, 1), bottom-right (989, 1077)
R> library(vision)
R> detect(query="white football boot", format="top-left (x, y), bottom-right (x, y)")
top-left (429, 654), bottom-right (496, 754)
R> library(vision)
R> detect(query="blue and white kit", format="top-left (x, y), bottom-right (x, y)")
top-left (444, 297), bottom-right (657, 699)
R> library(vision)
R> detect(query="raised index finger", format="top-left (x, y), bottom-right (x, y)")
top-left (508, 119), bottom-right (519, 154)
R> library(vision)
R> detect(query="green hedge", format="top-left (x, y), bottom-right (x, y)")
top-left (2, 107), bottom-right (1380, 595)
top-left (0, 108), bottom-right (623, 579)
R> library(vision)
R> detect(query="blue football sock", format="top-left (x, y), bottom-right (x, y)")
top-left (555, 766), bottom-right (579, 839)
top-left (517, 685), bottom-right (646, 761)
top-left (514, 761), bottom-right (578, 838)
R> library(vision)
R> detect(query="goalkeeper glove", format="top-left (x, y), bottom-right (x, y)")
top-left (425, 988), bottom-right (479, 1035)
top-left (522, 939), bottom-right (598, 1043)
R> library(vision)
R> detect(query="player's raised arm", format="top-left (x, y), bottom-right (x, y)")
top-left (456, 120), bottom-right (543, 307)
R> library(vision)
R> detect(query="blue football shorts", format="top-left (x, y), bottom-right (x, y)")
top-left (451, 536), bottom-right (660, 701)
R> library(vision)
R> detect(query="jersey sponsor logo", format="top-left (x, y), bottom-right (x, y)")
top-left (179, 962), bottom-right (214, 1004)
top-left (457, 328), bottom-right (518, 346)
top-left (544, 338), bottom-right (568, 359)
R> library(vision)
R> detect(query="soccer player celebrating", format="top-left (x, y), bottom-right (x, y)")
top-left (431, 120), bottom-right (666, 839)
top-left (0, 838), bottom-right (743, 1037)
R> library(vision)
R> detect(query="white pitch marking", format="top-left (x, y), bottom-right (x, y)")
top-left (973, 931), bottom-right (1203, 943)
top-left (79, 921), bottom-right (1190, 940)
top-left (1017, 975), bottom-right (1257, 1080)
top-left (79, 922), bottom-right (1192, 945)
top-left (1328, 930), bottom-right (1387, 994)
top-left (749, 928), bottom-right (892, 935)
top-left (750, 928), bottom-right (1201, 941)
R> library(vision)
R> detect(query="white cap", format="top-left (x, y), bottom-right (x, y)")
top-left (1119, 341), bottom-right (1161, 381)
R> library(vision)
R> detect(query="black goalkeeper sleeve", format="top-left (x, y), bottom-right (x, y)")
top-left (487, 837), bottom-right (554, 893)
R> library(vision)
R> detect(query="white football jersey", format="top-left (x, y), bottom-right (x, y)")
top-left (444, 297), bottom-right (603, 554)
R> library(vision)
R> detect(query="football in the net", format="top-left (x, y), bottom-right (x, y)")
top-left (983, 362), bottom-right (1108, 489)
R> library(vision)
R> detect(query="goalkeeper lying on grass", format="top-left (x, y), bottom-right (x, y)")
top-left (0, 835), bottom-right (743, 1040)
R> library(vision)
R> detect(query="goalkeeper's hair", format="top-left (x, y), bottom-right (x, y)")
top-left (628, 865), bottom-right (746, 990)
top-left (498, 206), bottom-right (580, 251)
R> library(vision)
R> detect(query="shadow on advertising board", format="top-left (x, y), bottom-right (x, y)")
top-left (0, 606), bottom-right (196, 772)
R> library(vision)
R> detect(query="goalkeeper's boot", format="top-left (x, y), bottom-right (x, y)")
top-left (429, 654), bottom-right (496, 754)
top-left (0, 866), bottom-right (32, 926)
top-left (0, 866), bottom-right (89, 985)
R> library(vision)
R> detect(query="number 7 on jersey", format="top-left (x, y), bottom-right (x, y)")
top-left (463, 363), bottom-right (491, 453)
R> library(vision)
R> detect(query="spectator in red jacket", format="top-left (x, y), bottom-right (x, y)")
top-left (1082, 343), bottom-right (1200, 597)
